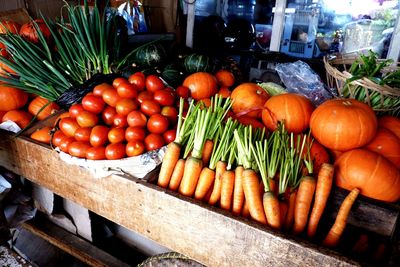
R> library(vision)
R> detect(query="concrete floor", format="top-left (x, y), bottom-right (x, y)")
top-left (0, 245), bottom-right (33, 267)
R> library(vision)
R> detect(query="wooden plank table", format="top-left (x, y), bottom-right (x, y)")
top-left (0, 131), bottom-right (372, 266)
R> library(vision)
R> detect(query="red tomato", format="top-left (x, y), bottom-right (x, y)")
top-left (133, 71), bottom-right (145, 79)
top-left (176, 85), bottom-right (190, 99)
top-left (126, 140), bottom-right (146, 157)
top-left (147, 114), bottom-right (169, 134)
top-left (128, 73), bottom-right (145, 91)
top-left (127, 110), bottom-right (147, 127)
top-left (117, 82), bottom-right (138, 99)
top-left (163, 129), bottom-right (176, 143)
top-left (161, 106), bottom-right (178, 125)
top-left (102, 88), bottom-right (121, 107)
top-left (115, 98), bottom-right (139, 115)
top-left (59, 117), bottom-right (80, 137)
top-left (145, 75), bottom-right (164, 92)
top-left (102, 106), bottom-right (117, 126)
top-left (137, 91), bottom-right (154, 104)
top-left (93, 83), bottom-right (113, 96)
top-left (112, 77), bottom-right (129, 88)
top-left (82, 94), bottom-right (105, 114)
top-left (52, 130), bottom-right (67, 147)
top-left (144, 133), bottom-right (165, 151)
top-left (74, 127), bottom-right (92, 142)
top-left (68, 141), bottom-right (91, 158)
top-left (154, 89), bottom-right (175, 106)
top-left (125, 126), bottom-right (146, 142)
top-left (69, 104), bottom-right (85, 119)
top-left (59, 136), bottom-right (75, 153)
top-left (113, 114), bottom-right (128, 128)
top-left (105, 143), bottom-right (126, 160)
top-left (86, 146), bottom-right (106, 160)
top-left (90, 125), bottom-right (109, 147)
top-left (141, 100), bottom-right (161, 116)
top-left (108, 127), bottom-right (126, 143)
top-left (76, 111), bottom-right (99, 128)
top-left (237, 116), bottom-right (266, 129)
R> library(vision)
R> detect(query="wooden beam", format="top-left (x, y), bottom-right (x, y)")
top-left (0, 132), bottom-right (360, 266)
top-left (269, 0), bottom-right (287, 52)
top-left (22, 217), bottom-right (130, 267)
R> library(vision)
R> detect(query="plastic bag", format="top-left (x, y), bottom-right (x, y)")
top-left (275, 60), bottom-right (335, 106)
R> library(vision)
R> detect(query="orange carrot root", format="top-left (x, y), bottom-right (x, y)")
top-left (201, 139), bottom-right (214, 166)
top-left (208, 161), bottom-right (227, 205)
top-left (242, 169), bottom-right (267, 224)
top-left (168, 159), bottom-right (185, 191)
top-left (242, 199), bottom-right (250, 218)
top-left (284, 189), bottom-right (297, 230)
top-left (158, 142), bottom-right (181, 188)
top-left (220, 170), bottom-right (235, 211)
top-left (293, 176), bottom-right (316, 235)
top-left (194, 167), bottom-right (215, 200)
top-left (232, 166), bottom-right (244, 216)
top-left (322, 188), bottom-right (360, 247)
top-left (263, 191), bottom-right (281, 229)
top-left (179, 156), bottom-right (203, 196)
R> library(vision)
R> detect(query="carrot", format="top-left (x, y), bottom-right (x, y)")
top-left (220, 170), bottom-right (235, 210)
top-left (202, 139), bottom-right (214, 166)
top-left (232, 165), bottom-right (244, 216)
top-left (242, 169), bottom-right (267, 224)
top-left (241, 199), bottom-right (250, 218)
top-left (203, 182), bottom-right (214, 203)
top-left (352, 234), bottom-right (369, 254)
top-left (307, 163), bottom-right (334, 238)
top-left (263, 191), bottom-right (281, 229)
top-left (168, 159), bottom-right (185, 191)
top-left (208, 160), bottom-right (227, 205)
top-left (279, 199), bottom-right (288, 225)
top-left (293, 176), bottom-right (316, 235)
top-left (284, 189), bottom-right (297, 230)
top-left (179, 156), bottom-right (203, 196)
top-left (322, 188), bottom-right (360, 247)
top-left (194, 167), bottom-right (215, 200)
top-left (269, 178), bottom-right (278, 196)
top-left (158, 142), bottom-right (181, 188)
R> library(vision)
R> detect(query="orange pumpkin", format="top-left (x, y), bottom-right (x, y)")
top-left (0, 85), bottom-right (29, 111)
top-left (0, 20), bottom-right (20, 34)
top-left (28, 96), bottom-right (60, 120)
top-left (215, 69), bottom-right (235, 87)
top-left (182, 72), bottom-right (218, 100)
top-left (310, 99), bottom-right (377, 151)
top-left (30, 126), bottom-right (52, 144)
top-left (19, 19), bottom-right (51, 43)
top-left (378, 115), bottom-right (400, 140)
top-left (2, 110), bottom-right (33, 128)
top-left (364, 127), bottom-right (400, 167)
top-left (261, 93), bottom-right (314, 133)
top-left (0, 110), bottom-right (6, 121)
top-left (231, 83), bottom-right (270, 118)
top-left (335, 149), bottom-right (400, 202)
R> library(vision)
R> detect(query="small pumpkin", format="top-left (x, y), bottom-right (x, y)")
top-left (0, 85), bottom-right (29, 111)
top-left (28, 96), bottom-right (61, 120)
top-left (335, 149), bottom-right (400, 202)
top-left (310, 99), bottom-right (377, 151)
top-left (134, 43), bottom-right (166, 67)
top-left (364, 127), bottom-right (400, 167)
top-left (261, 93), bottom-right (314, 133)
top-left (231, 83), bottom-right (269, 118)
top-left (19, 19), bottom-right (51, 43)
top-left (215, 69), bottom-right (235, 87)
top-left (184, 53), bottom-right (214, 73)
top-left (30, 126), bottom-right (52, 144)
top-left (378, 115), bottom-right (400, 140)
top-left (182, 72), bottom-right (217, 100)
top-left (161, 64), bottom-right (184, 87)
top-left (2, 109), bottom-right (33, 128)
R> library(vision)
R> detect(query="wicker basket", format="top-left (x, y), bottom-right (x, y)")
top-left (324, 55), bottom-right (400, 116)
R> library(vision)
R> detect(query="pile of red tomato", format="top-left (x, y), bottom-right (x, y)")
top-left (52, 72), bottom-right (180, 160)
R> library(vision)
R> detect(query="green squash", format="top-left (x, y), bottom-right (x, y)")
top-left (183, 53), bottom-right (214, 73)
top-left (134, 43), bottom-right (167, 67)
top-left (161, 64), bottom-right (185, 87)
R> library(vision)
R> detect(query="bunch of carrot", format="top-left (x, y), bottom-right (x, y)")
top-left (158, 97), bottom-right (359, 247)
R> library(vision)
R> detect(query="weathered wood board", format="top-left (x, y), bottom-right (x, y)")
top-left (0, 131), bottom-right (371, 266)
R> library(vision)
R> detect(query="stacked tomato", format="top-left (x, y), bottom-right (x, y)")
top-left (52, 73), bottom-right (179, 160)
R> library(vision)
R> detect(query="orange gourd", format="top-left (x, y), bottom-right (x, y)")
top-left (364, 127), bottom-right (400, 167)
top-left (0, 85), bottom-right (29, 111)
top-left (30, 126), bottom-right (52, 144)
top-left (28, 96), bottom-right (60, 120)
top-left (310, 99), bottom-right (377, 151)
top-left (261, 93), bottom-right (314, 133)
top-left (378, 115), bottom-right (400, 140)
top-left (335, 149), bottom-right (400, 202)
top-left (182, 72), bottom-right (218, 100)
top-left (215, 69), bottom-right (235, 87)
top-left (2, 110), bottom-right (33, 128)
top-left (231, 83), bottom-right (270, 118)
